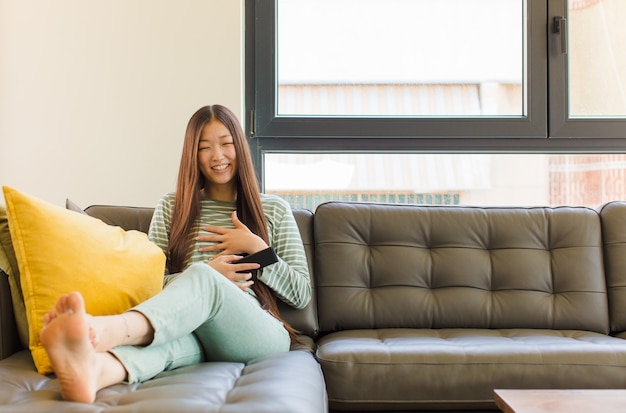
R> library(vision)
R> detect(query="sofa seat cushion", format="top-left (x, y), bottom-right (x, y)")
top-left (0, 350), bottom-right (327, 413)
top-left (316, 328), bottom-right (626, 411)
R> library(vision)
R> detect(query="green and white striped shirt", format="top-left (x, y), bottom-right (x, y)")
top-left (148, 192), bottom-right (311, 309)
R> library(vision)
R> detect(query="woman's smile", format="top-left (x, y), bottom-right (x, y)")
top-left (212, 163), bottom-right (230, 171)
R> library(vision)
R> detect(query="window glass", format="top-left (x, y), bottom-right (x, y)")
top-left (568, 0), bottom-right (626, 118)
top-left (265, 153), bottom-right (626, 210)
top-left (276, 0), bottom-right (526, 117)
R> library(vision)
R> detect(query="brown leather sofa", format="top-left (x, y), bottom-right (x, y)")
top-left (3, 200), bottom-right (626, 412)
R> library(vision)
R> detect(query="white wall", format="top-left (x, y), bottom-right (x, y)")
top-left (0, 0), bottom-right (244, 208)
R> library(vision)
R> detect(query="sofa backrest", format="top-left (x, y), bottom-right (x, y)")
top-left (84, 205), bottom-right (320, 338)
top-left (276, 209), bottom-right (319, 337)
top-left (84, 205), bottom-right (155, 233)
top-left (598, 201), bottom-right (626, 333)
top-left (2, 199), bottom-right (618, 360)
top-left (314, 202), bottom-right (610, 335)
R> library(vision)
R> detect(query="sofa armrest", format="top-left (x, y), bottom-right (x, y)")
top-left (0, 270), bottom-right (21, 360)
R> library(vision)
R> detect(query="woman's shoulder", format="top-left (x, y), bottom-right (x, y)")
top-left (260, 194), bottom-right (292, 217)
top-left (158, 192), bottom-right (176, 202)
top-left (260, 193), bottom-right (290, 209)
top-left (155, 192), bottom-right (176, 210)
top-left (160, 192), bottom-right (176, 200)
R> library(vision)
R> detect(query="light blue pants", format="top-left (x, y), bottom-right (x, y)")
top-left (109, 262), bottom-right (290, 383)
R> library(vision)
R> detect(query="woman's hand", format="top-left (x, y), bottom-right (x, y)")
top-left (207, 254), bottom-right (260, 291)
top-left (197, 211), bottom-right (268, 256)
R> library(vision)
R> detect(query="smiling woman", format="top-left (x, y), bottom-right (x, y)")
top-left (36, 104), bottom-right (312, 403)
top-left (197, 121), bottom-right (238, 202)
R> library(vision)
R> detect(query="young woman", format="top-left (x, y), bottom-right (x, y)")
top-left (40, 105), bottom-right (311, 403)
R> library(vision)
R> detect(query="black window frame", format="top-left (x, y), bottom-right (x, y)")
top-left (245, 0), bottom-right (626, 182)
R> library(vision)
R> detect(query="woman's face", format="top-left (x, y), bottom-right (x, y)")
top-left (197, 119), bottom-right (238, 197)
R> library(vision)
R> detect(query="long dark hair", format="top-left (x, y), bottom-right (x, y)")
top-left (167, 105), bottom-right (298, 341)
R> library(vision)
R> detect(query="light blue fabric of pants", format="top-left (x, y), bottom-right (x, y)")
top-left (109, 262), bottom-right (290, 383)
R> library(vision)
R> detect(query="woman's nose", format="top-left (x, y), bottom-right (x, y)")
top-left (211, 146), bottom-right (223, 159)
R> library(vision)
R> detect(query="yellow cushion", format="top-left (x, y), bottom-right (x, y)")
top-left (2, 186), bottom-right (165, 374)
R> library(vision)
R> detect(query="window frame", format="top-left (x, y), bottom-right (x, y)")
top-left (548, 0), bottom-right (626, 138)
top-left (245, 0), bottom-right (626, 182)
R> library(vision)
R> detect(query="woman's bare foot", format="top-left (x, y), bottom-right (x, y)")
top-left (40, 292), bottom-right (100, 403)
top-left (43, 302), bottom-right (99, 350)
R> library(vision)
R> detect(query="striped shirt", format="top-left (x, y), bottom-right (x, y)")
top-left (148, 192), bottom-right (311, 309)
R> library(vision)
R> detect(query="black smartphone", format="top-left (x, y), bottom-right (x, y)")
top-left (234, 247), bottom-right (278, 272)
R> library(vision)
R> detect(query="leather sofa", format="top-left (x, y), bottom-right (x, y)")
top-left (3, 200), bottom-right (626, 412)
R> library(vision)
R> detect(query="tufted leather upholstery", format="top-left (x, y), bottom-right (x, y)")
top-left (312, 201), bottom-right (626, 411)
top-left (314, 202), bottom-right (608, 334)
top-left (4, 200), bottom-right (626, 412)
top-left (0, 348), bottom-right (327, 413)
top-left (598, 201), bottom-right (626, 333)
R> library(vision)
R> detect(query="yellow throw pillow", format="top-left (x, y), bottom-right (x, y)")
top-left (2, 186), bottom-right (165, 374)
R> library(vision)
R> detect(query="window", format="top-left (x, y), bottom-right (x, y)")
top-left (263, 152), bottom-right (626, 210)
top-left (549, 0), bottom-right (626, 137)
top-left (249, 0), bottom-right (547, 140)
top-left (246, 0), bottom-right (626, 208)
top-left (276, 0), bottom-right (525, 118)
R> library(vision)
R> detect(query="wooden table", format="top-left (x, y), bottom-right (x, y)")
top-left (494, 389), bottom-right (626, 413)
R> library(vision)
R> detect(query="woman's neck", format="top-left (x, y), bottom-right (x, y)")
top-left (201, 186), bottom-right (236, 202)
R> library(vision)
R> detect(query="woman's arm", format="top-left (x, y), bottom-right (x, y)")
top-left (148, 193), bottom-right (175, 280)
top-left (257, 196), bottom-right (312, 309)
